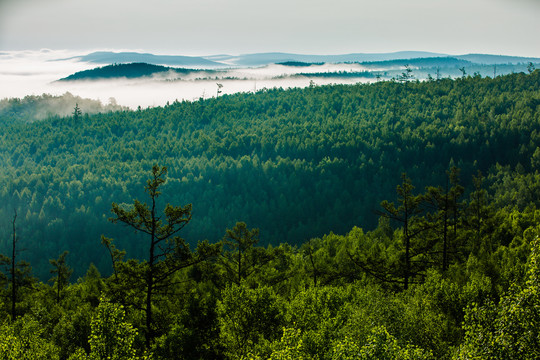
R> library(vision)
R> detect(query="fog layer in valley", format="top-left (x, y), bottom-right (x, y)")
top-left (1, 49), bottom-right (537, 111)
top-left (0, 50), bottom-right (376, 109)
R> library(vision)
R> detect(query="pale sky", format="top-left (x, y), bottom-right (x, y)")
top-left (1, 0), bottom-right (539, 57)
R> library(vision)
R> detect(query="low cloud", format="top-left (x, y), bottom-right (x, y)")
top-left (0, 50), bottom-right (376, 109)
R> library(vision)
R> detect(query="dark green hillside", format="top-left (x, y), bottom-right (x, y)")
top-left (0, 71), bottom-right (539, 279)
top-left (58, 62), bottom-right (199, 81)
top-left (295, 71), bottom-right (374, 78)
top-left (1, 71), bottom-right (540, 359)
top-left (276, 61), bottom-right (325, 67)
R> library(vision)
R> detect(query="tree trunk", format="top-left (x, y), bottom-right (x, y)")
top-left (11, 210), bottom-right (17, 320)
top-left (442, 176), bottom-right (449, 272)
top-left (146, 190), bottom-right (157, 348)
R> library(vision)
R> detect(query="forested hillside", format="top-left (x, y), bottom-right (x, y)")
top-left (0, 71), bottom-right (539, 359)
top-left (0, 71), bottom-right (539, 277)
top-left (58, 63), bottom-right (202, 81)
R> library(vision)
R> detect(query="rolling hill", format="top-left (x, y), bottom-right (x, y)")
top-left (59, 51), bottom-right (224, 67)
top-left (57, 62), bottom-right (203, 81)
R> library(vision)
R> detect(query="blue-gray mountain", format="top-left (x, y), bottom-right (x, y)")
top-left (56, 51), bottom-right (540, 68)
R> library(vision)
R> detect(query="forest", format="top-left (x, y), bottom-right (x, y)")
top-left (0, 70), bottom-right (539, 359)
top-left (58, 63), bottom-right (204, 81)
top-left (0, 92), bottom-right (126, 122)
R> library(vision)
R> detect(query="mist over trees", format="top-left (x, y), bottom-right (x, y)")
top-left (0, 70), bottom-right (539, 359)
top-left (1, 71), bottom-right (540, 278)
top-left (0, 92), bottom-right (126, 122)
top-left (58, 63), bottom-right (202, 81)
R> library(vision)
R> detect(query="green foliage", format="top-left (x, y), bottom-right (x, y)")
top-left (59, 63), bottom-right (198, 81)
top-left (150, 285), bottom-right (222, 360)
top-left (221, 222), bottom-right (261, 283)
top-left (331, 336), bottom-right (362, 360)
top-left (84, 296), bottom-right (150, 360)
top-left (49, 250), bottom-right (73, 303)
top-left (295, 71), bottom-right (374, 79)
top-left (377, 173), bottom-right (428, 289)
top-left (0, 315), bottom-right (60, 360)
top-left (1, 72), bottom-right (539, 280)
top-left (456, 230), bottom-right (540, 360)
top-left (73, 103), bottom-right (82, 120)
top-left (0, 210), bottom-right (37, 319)
top-left (216, 222), bottom-right (279, 288)
top-left (0, 92), bottom-right (125, 123)
top-left (268, 327), bottom-right (306, 360)
top-left (51, 303), bottom-right (93, 359)
top-left (0, 72), bottom-right (540, 359)
top-left (331, 326), bottom-right (434, 360)
top-left (217, 284), bottom-right (284, 359)
top-left (285, 285), bottom-right (357, 359)
top-left (103, 165), bottom-right (220, 346)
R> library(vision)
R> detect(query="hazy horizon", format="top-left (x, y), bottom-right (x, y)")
top-left (1, 48), bottom-right (538, 110)
top-left (2, 48), bottom-right (539, 59)
top-left (2, 0), bottom-right (538, 108)
top-left (1, 0), bottom-right (539, 57)
top-left (0, 49), bottom-right (376, 109)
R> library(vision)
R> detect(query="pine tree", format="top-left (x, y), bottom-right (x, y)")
top-left (377, 173), bottom-right (428, 289)
top-left (103, 165), bottom-right (220, 348)
top-left (73, 103), bottom-right (82, 120)
top-left (0, 210), bottom-right (35, 320)
top-left (49, 251), bottom-right (73, 304)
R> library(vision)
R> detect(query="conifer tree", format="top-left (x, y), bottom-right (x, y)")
top-left (73, 103), bottom-right (82, 120)
top-left (0, 210), bottom-right (35, 319)
top-left (377, 174), bottom-right (428, 289)
top-left (49, 251), bottom-right (73, 304)
top-left (425, 166), bottom-right (464, 272)
top-left (103, 165), bottom-right (219, 348)
top-left (219, 222), bottom-right (274, 286)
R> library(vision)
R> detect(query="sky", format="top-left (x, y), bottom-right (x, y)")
top-left (1, 0), bottom-right (539, 57)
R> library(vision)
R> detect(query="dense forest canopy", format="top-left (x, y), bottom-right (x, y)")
top-left (58, 63), bottom-right (204, 81)
top-left (0, 70), bottom-right (539, 359)
top-left (0, 71), bottom-right (539, 279)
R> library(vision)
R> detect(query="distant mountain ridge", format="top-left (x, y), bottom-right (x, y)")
top-left (58, 51), bottom-right (223, 68)
top-left (454, 54), bottom-right (540, 65)
top-left (57, 51), bottom-right (540, 68)
top-left (209, 51), bottom-right (447, 66)
top-left (361, 57), bottom-right (473, 68)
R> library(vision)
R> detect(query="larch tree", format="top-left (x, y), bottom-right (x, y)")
top-left (0, 210), bottom-right (35, 320)
top-left (424, 166), bottom-right (465, 272)
top-left (103, 165), bottom-right (220, 348)
top-left (376, 173), bottom-right (429, 290)
top-left (49, 251), bottom-right (73, 304)
top-left (73, 103), bottom-right (82, 120)
top-left (218, 222), bottom-right (273, 287)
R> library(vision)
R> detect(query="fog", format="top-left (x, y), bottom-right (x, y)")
top-left (0, 50), bottom-right (375, 109)
top-left (0, 50), bottom-right (93, 98)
